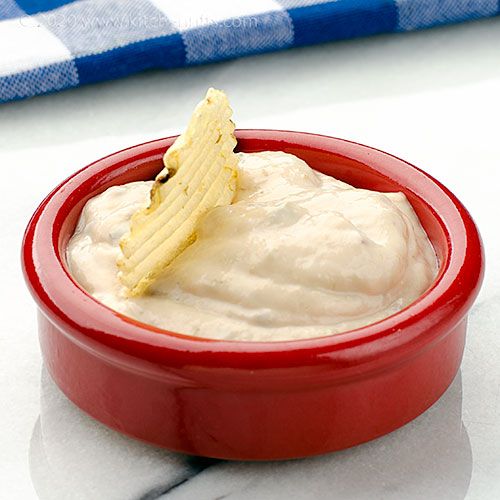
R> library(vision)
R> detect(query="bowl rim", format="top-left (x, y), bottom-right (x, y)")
top-left (22, 130), bottom-right (484, 379)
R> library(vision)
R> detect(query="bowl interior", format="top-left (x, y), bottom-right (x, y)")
top-left (57, 134), bottom-right (447, 279)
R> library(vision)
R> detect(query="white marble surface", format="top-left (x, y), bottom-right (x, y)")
top-left (1, 16), bottom-right (500, 500)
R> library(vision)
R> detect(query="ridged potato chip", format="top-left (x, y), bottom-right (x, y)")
top-left (118, 88), bottom-right (238, 296)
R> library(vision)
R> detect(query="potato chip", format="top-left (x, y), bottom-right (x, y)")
top-left (118, 88), bottom-right (238, 295)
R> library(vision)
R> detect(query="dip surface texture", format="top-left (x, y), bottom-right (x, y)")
top-left (67, 152), bottom-right (438, 341)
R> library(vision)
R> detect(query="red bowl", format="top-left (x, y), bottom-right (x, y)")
top-left (22, 130), bottom-right (484, 460)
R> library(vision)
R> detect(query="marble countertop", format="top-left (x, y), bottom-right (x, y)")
top-left (1, 16), bottom-right (499, 500)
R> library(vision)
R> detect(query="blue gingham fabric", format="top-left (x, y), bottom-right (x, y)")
top-left (1, 0), bottom-right (499, 103)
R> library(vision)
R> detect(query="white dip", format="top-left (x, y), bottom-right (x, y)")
top-left (67, 152), bottom-right (438, 341)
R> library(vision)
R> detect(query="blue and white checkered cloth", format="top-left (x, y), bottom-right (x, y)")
top-left (1, 0), bottom-right (499, 103)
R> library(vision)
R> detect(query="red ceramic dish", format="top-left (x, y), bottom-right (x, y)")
top-left (22, 131), bottom-right (483, 460)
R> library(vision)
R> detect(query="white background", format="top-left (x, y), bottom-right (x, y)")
top-left (1, 16), bottom-right (499, 499)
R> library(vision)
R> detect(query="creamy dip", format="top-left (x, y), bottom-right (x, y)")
top-left (67, 151), bottom-right (438, 341)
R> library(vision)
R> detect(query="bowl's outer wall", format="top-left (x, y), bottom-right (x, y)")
top-left (39, 311), bottom-right (467, 460)
top-left (23, 131), bottom-right (484, 459)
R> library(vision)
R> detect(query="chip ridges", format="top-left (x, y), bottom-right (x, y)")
top-left (117, 88), bottom-right (239, 296)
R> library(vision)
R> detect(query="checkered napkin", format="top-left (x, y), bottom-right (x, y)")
top-left (1, 0), bottom-right (498, 103)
